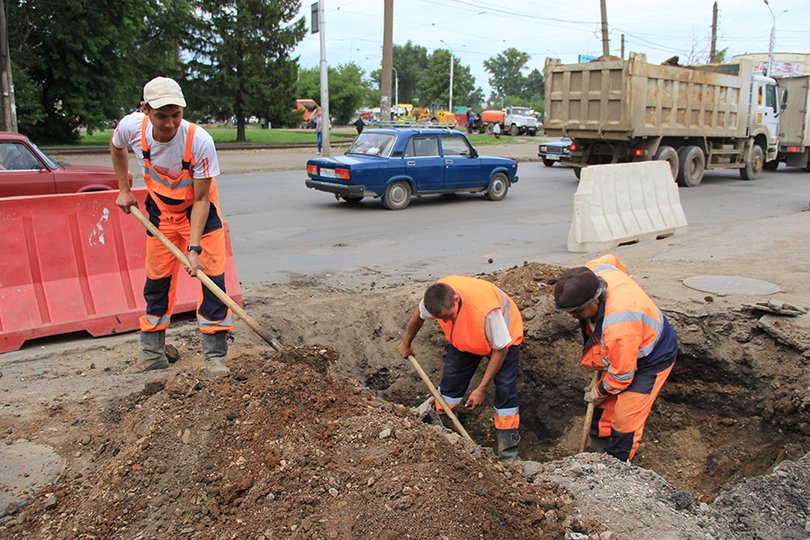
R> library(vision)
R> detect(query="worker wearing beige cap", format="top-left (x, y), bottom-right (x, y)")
top-left (554, 254), bottom-right (677, 461)
top-left (110, 76), bottom-right (232, 378)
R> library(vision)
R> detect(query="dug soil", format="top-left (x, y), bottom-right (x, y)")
top-left (1, 257), bottom-right (809, 539)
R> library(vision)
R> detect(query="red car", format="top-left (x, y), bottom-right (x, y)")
top-left (0, 131), bottom-right (131, 197)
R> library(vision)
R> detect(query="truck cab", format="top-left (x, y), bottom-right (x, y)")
top-left (749, 75), bottom-right (781, 161)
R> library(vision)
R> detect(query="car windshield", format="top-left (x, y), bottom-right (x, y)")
top-left (28, 141), bottom-right (57, 169)
top-left (346, 133), bottom-right (397, 157)
top-left (511, 107), bottom-right (531, 116)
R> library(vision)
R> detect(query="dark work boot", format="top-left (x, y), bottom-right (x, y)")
top-left (496, 428), bottom-right (521, 462)
top-left (125, 330), bottom-right (169, 374)
top-left (202, 332), bottom-right (230, 378)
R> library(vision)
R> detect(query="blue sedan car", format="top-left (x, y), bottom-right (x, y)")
top-left (305, 128), bottom-right (519, 210)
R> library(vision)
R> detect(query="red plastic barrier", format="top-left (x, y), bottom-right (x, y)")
top-left (0, 188), bottom-right (242, 353)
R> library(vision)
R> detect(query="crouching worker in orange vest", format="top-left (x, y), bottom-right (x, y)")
top-left (398, 276), bottom-right (524, 462)
top-left (110, 76), bottom-right (233, 378)
top-left (554, 254), bottom-right (677, 461)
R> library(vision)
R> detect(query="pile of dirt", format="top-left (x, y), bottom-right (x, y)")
top-left (2, 346), bottom-right (593, 539)
top-left (1, 261), bottom-right (808, 539)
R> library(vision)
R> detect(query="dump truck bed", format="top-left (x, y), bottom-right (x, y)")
top-left (777, 76), bottom-right (810, 148)
top-left (544, 53), bottom-right (752, 141)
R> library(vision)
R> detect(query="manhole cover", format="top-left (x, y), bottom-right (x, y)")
top-left (682, 275), bottom-right (781, 296)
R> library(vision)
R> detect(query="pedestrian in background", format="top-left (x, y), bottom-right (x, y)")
top-left (353, 116), bottom-right (365, 135)
top-left (492, 122), bottom-right (501, 139)
top-left (313, 109), bottom-right (323, 154)
top-left (110, 76), bottom-right (233, 378)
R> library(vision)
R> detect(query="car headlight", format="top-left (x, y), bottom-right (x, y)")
top-left (539, 145), bottom-right (548, 152)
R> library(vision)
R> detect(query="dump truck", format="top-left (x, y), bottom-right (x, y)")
top-left (543, 53), bottom-right (781, 186)
top-left (771, 75), bottom-right (810, 171)
top-left (480, 107), bottom-right (539, 136)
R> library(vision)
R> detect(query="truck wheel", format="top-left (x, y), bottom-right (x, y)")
top-left (542, 158), bottom-right (555, 167)
top-left (654, 145), bottom-right (679, 180)
top-left (677, 146), bottom-right (705, 187)
top-left (509, 124), bottom-right (519, 136)
top-left (382, 181), bottom-right (412, 210)
top-left (740, 145), bottom-right (764, 180)
top-left (484, 173), bottom-right (509, 201)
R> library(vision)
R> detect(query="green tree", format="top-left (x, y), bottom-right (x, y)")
top-left (416, 50), bottom-right (481, 109)
top-left (7, 0), bottom-right (153, 142)
top-left (298, 63), bottom-right (371, 124)
top-left (371, 41), bottom-right (429, 104)
top-left (187, 0), bottom-right (306, 140)
top-left (483, 48), bottom-right (530, 101)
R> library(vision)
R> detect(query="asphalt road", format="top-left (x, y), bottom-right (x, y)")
top-left (211, 163), bottom-right (810, 288)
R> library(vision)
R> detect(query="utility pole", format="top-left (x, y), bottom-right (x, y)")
top-left (317, 1), bottom-right (331, 156)
top-left (710, 1), bottom-right (718, 63)
top-left (620, 33), bottom-right (625, 59)
top-left (380, 0), bottom-right (394, 122)
top-left (0, 0), bottom-right (18, 132)
top-left (449, 50), bottom-right (454, 112)
top-left (599, 0), bottom-right (610, 57)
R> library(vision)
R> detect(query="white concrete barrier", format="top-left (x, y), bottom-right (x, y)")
top-left (567, 161), bottom-right (688, 253)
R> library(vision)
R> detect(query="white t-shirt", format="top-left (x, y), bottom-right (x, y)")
top-left (419, 298), bottom-right (513, 351)
top-left (111, 111), bottom-right (220, 180)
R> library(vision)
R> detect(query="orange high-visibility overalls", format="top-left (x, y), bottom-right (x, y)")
top-left (139, 116), bottom-right (233, 336)
top-left (582, 255), bottom-right (677, 461)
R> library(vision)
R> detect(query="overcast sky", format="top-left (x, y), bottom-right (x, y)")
top-left (292, 0), bottom-right (810, 97)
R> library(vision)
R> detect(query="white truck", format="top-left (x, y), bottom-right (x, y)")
top-left (544, 53), bottom-right (781, 186)
top-left (480, 107), bottom-right (539, 136)
top-left (770, 75), bottom-right (810, 171)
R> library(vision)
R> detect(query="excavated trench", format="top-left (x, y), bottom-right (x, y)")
top-left (364, 305), bottom-right (810, 504)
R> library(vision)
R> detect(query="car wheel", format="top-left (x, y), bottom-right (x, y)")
top-left (382, 181), bottom-right (411, 210)
top-left (676, 146), bottom-right (705, 187)
top-left (653, 145), bottom-right (679, 180)
top-left (740, 145), bottom-right (764, 180)
top-left (509, 124), bottom-right (519, 136)
top-left (485, 173), bottom-right (509, 201)
top-left (342, 196), bottom-right (363, 204)
top-left (542, 158), bottom-right (555, 167)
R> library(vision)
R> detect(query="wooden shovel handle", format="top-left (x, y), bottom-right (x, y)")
top-left (407, 355), bottom-right (473, 441)
top-left (129, 206), bottom-right (283, 352)
top-left (579, 371), bottom-right (600, 453)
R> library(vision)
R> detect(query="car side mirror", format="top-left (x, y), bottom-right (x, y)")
top-left (469, 148), bottom-right (478, 158)
top-left (781, 89), bottom-right (789, 111)
top-left (391, 150), bottom-right (403, 158)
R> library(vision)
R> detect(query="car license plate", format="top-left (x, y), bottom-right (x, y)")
top-left (320, 168), bottom-right (336, 178)
top-left (547, 154), bottom-right (560, 160)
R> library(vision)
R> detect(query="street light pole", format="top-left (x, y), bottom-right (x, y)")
top-left (764, 0), bottom-right (775, 77)
top-left (392, 67), bottom-right (398, 108)
top-left (439, 39), bottom-right (454, 112)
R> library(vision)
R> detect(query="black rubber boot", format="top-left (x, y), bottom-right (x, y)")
top-left (126, 330), bottom-right (169, 373)
top-left (202, 332), bottom-right (230, 378)
top-left (496, 428), bottom-right (521, 462)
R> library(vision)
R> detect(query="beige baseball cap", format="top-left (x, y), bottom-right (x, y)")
top-left (143, 76), bottom-right (186, 108)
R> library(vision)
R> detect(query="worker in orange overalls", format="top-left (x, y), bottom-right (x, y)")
top-left (398, 276), bottom-right (524, 461)
top-left (110, 76), bottom-right (233, 377)
top-left (554, 254), bottom-right (677, 461)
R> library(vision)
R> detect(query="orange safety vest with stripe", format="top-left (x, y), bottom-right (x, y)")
top-left (436, 276), bottom-right (523, 356)
top-left (581, 254), bottom-right (676, 395)
top-left (140, 116), bottom-right (219, 213)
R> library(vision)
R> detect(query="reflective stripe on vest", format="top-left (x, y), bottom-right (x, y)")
top-left (140, 116), bottom-right (197, 211)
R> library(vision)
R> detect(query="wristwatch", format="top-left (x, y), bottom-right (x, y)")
top-left (187, 245), bottom-right (202, 255)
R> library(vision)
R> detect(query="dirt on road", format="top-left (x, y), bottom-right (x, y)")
top-left (2, 143), bottom-right (809, 539)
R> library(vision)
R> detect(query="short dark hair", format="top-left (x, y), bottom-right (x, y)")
top-left (424, 283), bottom-right (454, 316)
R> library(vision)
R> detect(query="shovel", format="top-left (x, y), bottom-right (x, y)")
top-left (129, 206), bottom-right (284, 352)
top-left (579, 371), bottom-right (600, 452)
top-left (406, 354), bottom-right (473, 441)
